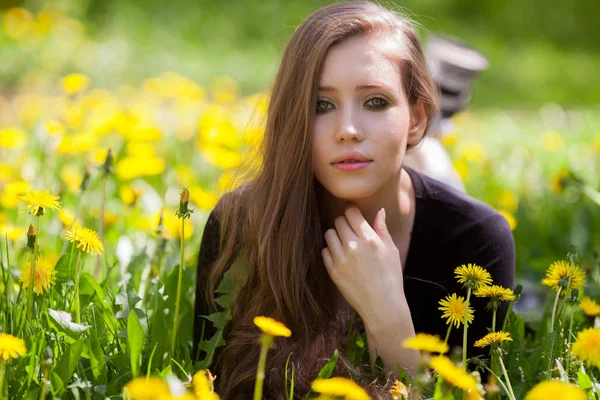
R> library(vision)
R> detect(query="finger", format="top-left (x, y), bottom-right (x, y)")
top-left (373, 207), bottom-right (393, 244)
top-left (334, 215), bottom-right (358, 248)
top-left (344, 206), bottom-right (379, 242)
top-left (323, 228), bottom-right (345, 264)
top-left (321, 247), bottom-right (336, 274)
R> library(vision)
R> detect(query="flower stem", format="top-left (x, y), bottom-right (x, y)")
top-left (171, 218), bottom-right (185, 360)
top-left (73, 252), bottom-right (82, 323)
top-left (498, 352), bottom-right (516, 400)
top-left (462, 287), bottom-right (472, 370)
top-left (254, 334), bottom-right (273, 400)
top-left (565, 306), bottom-right (575, 379)
top-left (25, 216), bottom-right (41, 322)
top-left (492, 306), bottom-right (497, 333)
top-left (550, 287), bottom-right (562, 333)
top-left (501, 300), bottom-right (515, 333)
top-left (94, 176), bottom-right (107, 280)
top-left (484, 365), bottom-right (512, 400)
top-left (0, 361), bottom-right (5, 399)
top-left (444, 324), bottom-right (452, 346)
top-left (546, 286), bottom-right (563, 379)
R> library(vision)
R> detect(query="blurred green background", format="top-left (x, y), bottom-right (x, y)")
top-left (1, 0), bottom-right (599, 107)
top-left (0, 0), bottom-right (599, 302)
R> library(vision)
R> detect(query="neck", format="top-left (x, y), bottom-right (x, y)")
top-left (318, 167), bottom-right (415, 240)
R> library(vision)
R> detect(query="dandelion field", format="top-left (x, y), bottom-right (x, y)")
top-left (1, 4), bottom-right (600, 400)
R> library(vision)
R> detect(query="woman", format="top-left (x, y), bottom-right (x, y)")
top-left (193, 2), bottom-right (515, 398)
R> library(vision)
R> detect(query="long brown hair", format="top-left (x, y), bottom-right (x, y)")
top-left (204, 1), bottom-right (439, 398)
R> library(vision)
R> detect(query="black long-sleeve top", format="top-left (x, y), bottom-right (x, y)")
top-left (193, 166), bottom-right (516, 370)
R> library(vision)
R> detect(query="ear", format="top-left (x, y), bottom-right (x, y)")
top-left (407, 100), bottom-right (428, 146)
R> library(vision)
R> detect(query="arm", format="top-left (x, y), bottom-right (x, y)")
top-left (363, 295), bottom-right (422, 378)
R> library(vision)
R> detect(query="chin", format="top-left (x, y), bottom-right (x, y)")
top-left (321, 180), bottom-right (380, 201)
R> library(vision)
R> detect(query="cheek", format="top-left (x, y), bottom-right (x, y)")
top-left (370, 114), bottom-right (410, 159)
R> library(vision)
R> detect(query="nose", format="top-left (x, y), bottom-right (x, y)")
top-left (334, 107), bottom-right (364, 143)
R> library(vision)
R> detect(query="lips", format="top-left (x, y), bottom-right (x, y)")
top-left (331, 151), bottom-right (372, 164)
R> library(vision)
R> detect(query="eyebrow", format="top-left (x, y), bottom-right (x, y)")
top-left (318, 83), bottom-right (394, 92)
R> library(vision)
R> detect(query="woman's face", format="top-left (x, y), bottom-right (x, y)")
top-left (312, 34), bottom-right (422, 200)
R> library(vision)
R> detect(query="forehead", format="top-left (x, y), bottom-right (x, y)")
top-left (319, 34), bottom-right (404, 89)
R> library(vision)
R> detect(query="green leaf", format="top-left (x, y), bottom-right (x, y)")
top-left (79, 272), bottom-right (106, 305)
top-left (54, 339), bottom-right (85, 396)
top-left (315, 349), bottom-right (339, 379)
top-left (128, 310), bottom-right (144, 378)
top-left (54, 253), bottom-right (71, 282)
top-left (578, 365), bottom-right (593, 390)
top-left (203, 312), bottom-right (229, 330)
top-left (116, 282), bottom-right (143, 319)
top-left (303, 349), bottom-right (339, 400)
top-left (47, 309), bottom-right (91, 339)
top-left (88, 324), bottom-right (107, 382)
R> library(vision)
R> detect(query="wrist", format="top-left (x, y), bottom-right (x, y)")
top-left (363, 295), bottom-right (412, 337)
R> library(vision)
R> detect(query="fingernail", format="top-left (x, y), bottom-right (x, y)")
top-left (381, 208), bottom-right (386, 221)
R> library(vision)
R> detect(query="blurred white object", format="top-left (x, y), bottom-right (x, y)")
top-left (404, 35), bottom-right (489, 193)
top-left (405, 120), bottom-right (466, 193)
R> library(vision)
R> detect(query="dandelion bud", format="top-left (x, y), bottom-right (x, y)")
top-left (569, 288), bottom-right (580, 305)
top-left (80, 164), bottom-right (91, 192)
top-left (26, 223), bottom-right (36, 252)
top-left (176, 188), bottom-right (194, 220)
top-left (389, 379), bottom-right (408, 400)
top-left (180, 187), bottom-right (190, 205)
top-left (102, 149), bottom-right (114, 175)
top-left (513, 284), bottom-right (523, 297)
top-left (43, 346), bottom-right (53, 367)
top-left (154, 208), bottom-right (165, 237)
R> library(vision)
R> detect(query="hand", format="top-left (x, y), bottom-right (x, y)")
top-left (321, 205), bottom-right (407, 329)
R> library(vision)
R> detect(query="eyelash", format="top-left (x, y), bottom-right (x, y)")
top-left (316, 97), bottom-right (390, 113)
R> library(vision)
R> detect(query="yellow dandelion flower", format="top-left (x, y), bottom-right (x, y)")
top-left (253, 316), bottom-right (291, 337)
top-left (455, 264), bottom-right (492, 291)
top-left (189, 186), bottom-right (219, 211)
top-left (311, 377), bottom-right (370, 400)
top-left (551, 170), bottom-right (570, 194)
top-left (389, 380), bottom-right (408, 400)
top-left (65, 225), bottom-right (104, 255)
top-left (115, 155), bottom-right (166, 180)
top-left (20, 256), bottom-right (57, 295)
top-left (541, 260), bottom-right (586, 294)
top-left (123, 376), bottom-right (170, 399)
top-left (497, 190), bottom-right (519, 213)
top-left (0, 224), bottom-right (26, 241)
top-left (63, 73), bottom-right (89, 95)
top-left (541, 131), bottom-right (565, 153)
top-left (428, 356), bottom-right (480, 399)
top-left (19, 189), bottom-right (61, 216)
top-left (120, 185), bottom-right (144, 206)
top-left (474, 285), bottom-right (516, 305)
top-left (0, 127), bottom-right (27, 149)
top-left (192, 370), bottom-right (220, 400)
top-left (59, 209), bottom-right (75, 228)
top-left (402, 333), bottom-right (448, 354)
top-left (439, 293), bottom-right (474, 328)
top-left (524, 380), bottom-right (586, 400)
top-left (0, 333), bottom-right (27, 361)
top-left (580, 297), bottom-right (600, 317)
top-left (474, 331), bottom-right (512, 349)
top-left (572, 328), bottom-right (600, 368)
top-left (497, 209), bottom-right (517, 231)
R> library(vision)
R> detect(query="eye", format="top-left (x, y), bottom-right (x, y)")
top-left (316, 99), bottom-right (334, 113)
top-left (365, 97), bottom-right (389, 109)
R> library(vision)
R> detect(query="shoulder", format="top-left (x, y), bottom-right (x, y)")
top-left (407, 166), bottom-right (514, 252)
top-left (408, 166), bottom-right (498, 222)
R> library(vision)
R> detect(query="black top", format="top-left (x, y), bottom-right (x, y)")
top-left (193, 166), bottom-right (516, 367)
